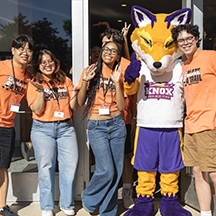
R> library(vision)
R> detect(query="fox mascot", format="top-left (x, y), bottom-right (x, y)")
top-left (124, 6), bottom-right (192, 216)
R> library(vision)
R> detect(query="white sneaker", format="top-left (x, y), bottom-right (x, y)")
top-left (60, 207), bottom-right (75, 215)
top-left (42, 210), bottom-right (53, 216)
top-left (122, 188), bottom-right (135, 209)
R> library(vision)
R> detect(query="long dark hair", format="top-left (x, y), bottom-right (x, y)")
top-left (84, 41), bottom-right (121, 115)
top-left (31, 48), bottom-right (66, 84)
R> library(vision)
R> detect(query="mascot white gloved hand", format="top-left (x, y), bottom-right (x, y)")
top-left (124, 6), bottom-right (191, 216)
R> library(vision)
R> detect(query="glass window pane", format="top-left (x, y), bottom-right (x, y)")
top-left (0, 0), bottom-right (72, 172)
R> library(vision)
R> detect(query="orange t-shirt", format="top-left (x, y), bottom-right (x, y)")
top-left (183, 50), bottom-right (216, 133)
top-left (120, 57), bottom-right (130, 74)
top-left (27, 77), bottom-right (74, 122)
top-left (122, 94), bottom-right (136, 124)
top-left (120, 58), bottom-right (136, 123)
top-left (0, 60), bottom-right (29, 127)
top-left (76, 57), bottom-right (130, 114)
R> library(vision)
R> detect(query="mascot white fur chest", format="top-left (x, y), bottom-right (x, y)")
top-left (124, 6), bottom-right (192, 216)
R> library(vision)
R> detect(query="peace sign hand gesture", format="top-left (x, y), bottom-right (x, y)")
top-left (122, 22), bottom-right (131, 39)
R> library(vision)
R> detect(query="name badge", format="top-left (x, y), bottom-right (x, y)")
top-left (99, 107), bottom-right (110, 115)
top-left (10, 104), bottom-right (20, 113)
top-left (54, 111), bottom-right (64, 118)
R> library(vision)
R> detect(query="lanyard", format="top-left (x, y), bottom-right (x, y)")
top-left (103, 77), bottom-right (111, 98)
top-left (102, 76), bottom-right (114, 105)
top-left (44, 80), bottom-right (60, 109)
top-left (11, 59), bottom-right (26, 96)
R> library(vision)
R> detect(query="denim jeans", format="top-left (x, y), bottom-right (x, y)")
top-left (82, 114), bottom-right (126, 216)
top-left (31, 118), bottom-right (78, 211)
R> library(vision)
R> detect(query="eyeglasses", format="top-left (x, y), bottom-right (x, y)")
top-left (40, 60), bottom-right (54, 67)
top-left (177, 36), bottom-right (195, 45)
top-left (102, 47), bottom-right (118, 55)
top-left (16, 47), bottom-right (33, 55)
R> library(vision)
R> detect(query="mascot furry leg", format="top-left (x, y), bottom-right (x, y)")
top-left (124, 131), bottom-right (192, 216)
top-left (159, 172), bottom-right (191, 216)
top-left (125, 171), bottom-right (192, 216)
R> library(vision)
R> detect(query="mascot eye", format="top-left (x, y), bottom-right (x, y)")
top-left (141, 36), bottom-right (152, 47)
top-left (165, 41), bottom-right (174, 48)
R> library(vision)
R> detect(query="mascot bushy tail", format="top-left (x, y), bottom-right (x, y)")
top-left (124, 6), bottom-right (192, 216)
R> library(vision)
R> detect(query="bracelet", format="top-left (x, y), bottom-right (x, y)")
top-left (83, 78), bottom-right (88, 82)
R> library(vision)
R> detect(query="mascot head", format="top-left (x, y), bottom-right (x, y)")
top-left (131, 6), bottom-right (191, 76)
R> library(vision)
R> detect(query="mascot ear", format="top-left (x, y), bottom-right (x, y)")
top-left (131, 5), bottom-right (156, 28)
top-left (165, 8), bottom-right (192, 28)
top-left (131, 6), bottom-right (191, 29)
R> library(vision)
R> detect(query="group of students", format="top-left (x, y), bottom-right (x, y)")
top-left (0, 35), bottom-right (78, 216)
top-left (0, 22), bottom-right (216, 216)
top-left (0, 26), bottom-right (135, 216)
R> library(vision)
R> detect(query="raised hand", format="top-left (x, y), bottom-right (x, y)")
top-left (83, 63), bottom-right (97, 81)
top-left (122, 22), bottom-right (131, 39)
top-left (111, 64), bottom-right (122, 84)
top-left (93, 21), bottom-right (110, 29)
top-left (29, 80), bottom-right (44, 92)
top-left (124, 52), bottom-right (141, 84)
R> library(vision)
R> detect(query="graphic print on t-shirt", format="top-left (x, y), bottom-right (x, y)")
top-left (144, 81), bottom-right (174, 100)
top-left (44, 86), bottom-right (69, 101)
top-left (98, 77), bottom-right (116, 92)
top-left (2, 75), bottom-right (27, 95)
top-left (183, 68), bottom-right (202, 86)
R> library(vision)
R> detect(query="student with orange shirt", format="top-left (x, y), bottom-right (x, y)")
top-left (26, 49), bottom-right (78, 216)
top-left (100, 26), bottom-right (137, 210)
top-left (0, 34), bottom-right (34, 216)
top-left (171, 24), bottom-right (216, 216)
top-left (76, 41), bottom-right (127, 216)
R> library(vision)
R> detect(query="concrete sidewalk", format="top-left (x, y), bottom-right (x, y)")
top-left (8, 200), bottom-right (200, 216)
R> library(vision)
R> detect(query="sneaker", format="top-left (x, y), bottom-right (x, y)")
top-left (0, 205), bottom-right (18, 216)
top-left (122, 188), bottom-right (135, 209)
top-left (42, 210), bottom-right (53, 216)
top-left (60, 207), bottom-right (75, 215)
